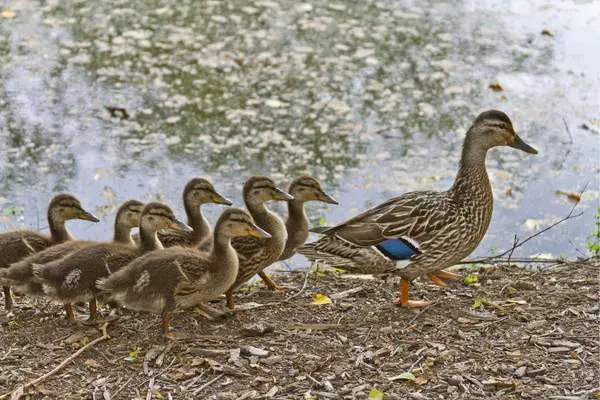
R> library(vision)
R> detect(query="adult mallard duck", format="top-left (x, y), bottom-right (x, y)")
top-left (225, 176), bottom-right (293, 309)
top-left (32, 203), bottom-right (189, 321)
top-left (97, 208), bottom-right (269, 340)
top-left (133, 178), bottom-right (231, 249)
top-left (0, 200), bottom-right (144, 299)
top-left (278, 176), bottom-right (338, 262)
top-left (298, 110), bottom-right (538, 307)
top-left (0, 194), bottom-right (98, 309)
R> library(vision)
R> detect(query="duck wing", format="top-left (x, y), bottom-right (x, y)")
top-left (317, 191), bottom-right (459, 250)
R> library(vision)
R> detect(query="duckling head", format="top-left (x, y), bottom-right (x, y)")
top-left (288, 176), bottom-right (338, 204)
top-left (48, 194), bottom-right (99, 223)
top-left (140, 202), bottom-right (191, 233)
top-left (466, 110), bottom-right (538, 155)
top-left (115, 200), bottom-right (145, 229)
top-left (183, 178), bottom-right (232, 210)
top-left (215, 208), bottom-right (271, 239)
top-left (243, 176), bottom-right (293, 205)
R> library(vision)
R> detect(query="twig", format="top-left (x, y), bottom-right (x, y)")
top-left (458, 257), bottom-right (570, 265)
top-left (192, 374), bottom-right (223, 396)
top-left (562, 117), bottom-right (574, 144)
top-left (408, 355), bottom-right (424, 372)
top-left (112, 377), bottom-right (133, 398)
top-left (401, 301), bottom-right (440, 332)
top-left (465, 184), bottom-right (587, 264)
top-left (507, 234), bottom-right (518, 264)
top-left (282, 268), bottom-right (310, 302)
top-left (1, 324), bottom-right (110, 400)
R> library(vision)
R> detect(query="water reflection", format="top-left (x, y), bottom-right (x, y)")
top-left (0, 0), bottom-right (598, 259)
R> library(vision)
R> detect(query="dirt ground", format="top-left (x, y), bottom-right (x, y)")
top-left (0, 258), bottom-right (598, 400)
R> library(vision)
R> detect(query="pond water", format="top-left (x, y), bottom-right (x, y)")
top-left (0, 0), bottom-right (598, 267)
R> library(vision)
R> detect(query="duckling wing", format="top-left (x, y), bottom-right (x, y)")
top-left (157, 230), bottom-right (193, 247)
top-left (34, 243), bottom-right (137, 301)
top-left (2, 241), bottom-right (94, 285)
top-left (0, 231), bottom-right (53, 267)
top-left (97, 248), bottom-right (210, 312)
top-left (231, 236), bottom-right (268, 261)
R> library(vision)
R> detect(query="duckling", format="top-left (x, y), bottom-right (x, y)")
top-left (98, 208), bottom-right (269, 340)
top-left (0, 200), bottom-right (144, 299)
top-left (32, 203), bottom-right (189, 321)
top-left (133, 178), bottom-right (231, 249)
top-left (278, 176), bottom-right (338, 262)
top-left (0, 194), bottom-right (98, 309)
top-left (225, 176), bottom-right (293, 309)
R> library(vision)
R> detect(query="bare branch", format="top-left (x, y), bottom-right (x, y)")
top-left (463, 183), bottom-right (588, 265)
top-left (1, 324), bottom-right (110, 400)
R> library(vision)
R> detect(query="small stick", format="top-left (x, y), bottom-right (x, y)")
top-left (401, 300), bottom-right (440, 332)
top-left (1, 324), bottom-right (110, 399)
top-left (112, 377), bottom-right (133, 398)
top-left (562, 117), bottom-right (574, 144)
top-left (283, 268), bottom-right (310, 302)
top-left (463, 185), bottom-right (587, 264)
top-left (192, 374), bottom-right (224, 396)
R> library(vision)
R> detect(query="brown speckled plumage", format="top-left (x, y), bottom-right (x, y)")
top-left (299, 110), bottom-right (538, 306)
top-left (133, 178), bottom-right (231, 249)
top-left (0, 194), bottom-right (98, 309)
top-left (278, 176), bottom-right (337, 261)
top-left (97, 208), bottom-right (269, 339)
top-left (32, 202), bottom-right (184, 320)
top-left (229, 177), bottom-right (292, 294)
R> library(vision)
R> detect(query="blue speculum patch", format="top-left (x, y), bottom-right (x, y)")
top-left (376, 238), bottom-right (418, 260)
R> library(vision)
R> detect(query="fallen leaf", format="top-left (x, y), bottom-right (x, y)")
top-left (488, 82), bottom-right (503, 92)
top-left (311, 293), bottom-right (332, 305)
top-left (124, 347), bottom-right (140, 362)
top-left (413, 376), bottom-right (428, 386)
top-left (388, 371), bottom-right (415, 381)
top-left (1, 9), bottom-right (15, 19)
top-left (368, 388), bottom-right (384, 400)
top-left (84, 359), bottom-right (101, 369)
top-left (541, 29), bottom-right (554, 37)
top-left (555, 190), bottom-right (581, 203)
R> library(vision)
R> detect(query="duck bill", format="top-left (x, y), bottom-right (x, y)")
top-left (318, 191), bottom-right (338, 205)
top-left (78, 209), bottom-right (100, 222)
top-left (273, 188), bottom-right (294, 201)
top-left (249, 224), bottom-right (271, 239)
top-left (510, 135), bottom-right (538, 154)
top-left (212, 192), bottom-right (233, 206)
top-left (169, 218), bottom-right (193, 232)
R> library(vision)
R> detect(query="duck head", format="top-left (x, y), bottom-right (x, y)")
top-left (288, 176), bottom-right (338, 205)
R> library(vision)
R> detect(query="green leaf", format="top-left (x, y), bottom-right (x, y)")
top-left (368, 388), bottom-right (384, 400)
top-left (2, 206), bottom-right (24, 216)
top-left (310, 293), bottom-right (332, 305)
top-left (463, 274), bottom-right (478, 285)
top-left (471, 298), bottom-right (483, 309)
top-left (124, 347), bottom-right (140, 362)
top-left (389, 371), bottom-right (416, 381)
